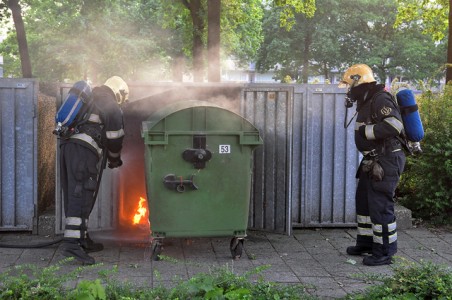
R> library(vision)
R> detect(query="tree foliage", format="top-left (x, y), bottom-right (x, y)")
top-left (394, 0), bottom-right (449, 41)
top-left (256, 0), bottom-right (445, 85)
top-left (155, 0), bottom-right (264, 80)
top-left (394, 0), bottom-right (451, 83)
top-left (271, 0), bottom-right (316, 30)
top-left (0, 0), bottom-right (447, 85)
top-left (1, 0), bottom-right (165, 82)
top-left (0, 0), bottom-right (269, 82)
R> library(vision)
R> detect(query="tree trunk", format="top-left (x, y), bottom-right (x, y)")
top-left (207, 0), bottom-right (221, 82)
top-left (183, 0), bottom-right (205, 82)
top-left (323, 62), bottom-right (329, 82)
top-left (171, 56), bottom-right (184, 82)
top-left (301, 33), bottom-right (311, 83)
top-left (8, 0), bottom-right (32, 78)
top-left (446, 0), bottom-right (452, 84)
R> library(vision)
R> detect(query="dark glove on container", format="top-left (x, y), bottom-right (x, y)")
top-left (108, 157), bottom-right (123, 169)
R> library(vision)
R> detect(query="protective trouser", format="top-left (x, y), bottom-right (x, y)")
top-left (60, 142), bottom-right (99, 244)
top-left (355, 150), bottom-right (405, 257)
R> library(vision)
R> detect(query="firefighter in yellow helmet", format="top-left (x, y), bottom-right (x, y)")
top-left (104, 76), bottom-right (129, 105)
top-left (339, 64), bottom-right (406, 266)
top-left (60, 76), bottom-right (128, 265)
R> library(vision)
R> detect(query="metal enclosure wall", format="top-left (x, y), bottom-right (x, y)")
top-left (292, 85), bottom-right (360, 227)
top-left (0, 80), bottom-right (360, 234)
top-left (241, 86), bottom-right (294, 235)
top-left (241, 84), bottom-right (360, 234)
top-left (52, 82), bottom-right (359, 234)
top-left (0, 79), bottom-right (38, 232)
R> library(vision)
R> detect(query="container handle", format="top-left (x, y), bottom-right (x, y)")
top-left (163, 174), bottom-right (198, 193)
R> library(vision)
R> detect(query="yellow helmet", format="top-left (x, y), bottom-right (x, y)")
top-left (338, 64), bottom-right (376, 88)
top-left (104, 76), bottom-right (129, 104)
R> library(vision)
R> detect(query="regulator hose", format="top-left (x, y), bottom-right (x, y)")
top-left (0, 237), bottom-right (63, 248)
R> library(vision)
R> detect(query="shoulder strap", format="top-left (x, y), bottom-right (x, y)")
top-left (74, 98), bottom-right (97, 131)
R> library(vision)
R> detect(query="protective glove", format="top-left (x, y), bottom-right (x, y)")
top-left (362, 159), bottom-right (384, 181)
top-left (108, 157), bottom-right (123, 169)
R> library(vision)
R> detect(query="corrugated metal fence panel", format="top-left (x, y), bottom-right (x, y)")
top-left (241, 86), bottom-right (293, 235)
top-left (242, 84), bottom-right (360, 232)
top-left (292, 85), bottom-right (360, 227)
top-left (0, 78), bottom-right (38, 232)
top-left (55, 84), bottom-right (117, 234)
top-left (290, 86), bottom-right (306, 228)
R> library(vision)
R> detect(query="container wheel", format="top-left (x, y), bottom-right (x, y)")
top-left (151, 240), bottom-right (162, 261)
top-left (230, 237), bottom-right (244, 260)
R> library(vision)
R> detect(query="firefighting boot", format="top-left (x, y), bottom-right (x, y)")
top-left (61, 239), bottom-right (95, 265)
top-left (363, 255), bottom-right (392, 266)
top-left (82, 233), bottom-right (104, 253)
top-left (346, 245), bottom-right (372, 255)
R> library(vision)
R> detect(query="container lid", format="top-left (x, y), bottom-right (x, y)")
top-left (141, 100), bottom-right (263, 146)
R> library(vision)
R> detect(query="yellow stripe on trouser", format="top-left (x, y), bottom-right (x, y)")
top-left (388, 221), bottom-right (397, 232)
top-left (66, 217), bottom-right (82, 226)
top-left (388, 232), bottom-right (397, 243)
top-left (372, 222), bottom-right (397, 244)
top-left (357, 214), bottom-right (373, 236)
top-left (64, 229), bottom-right (81, 238)
top-left (373, 224), bottom-right (382, 233)
top-left (357, 215), bottom-right (371, 224)
top-left (373, 234), bottom-right (397, 244)
top-left (358, 227), bottom-right (373, 236)
top-left (64, 217), bottom-right (83, 239)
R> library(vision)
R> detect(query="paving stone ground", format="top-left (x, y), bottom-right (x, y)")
top-left (1, 226), bottom-right (451, 299)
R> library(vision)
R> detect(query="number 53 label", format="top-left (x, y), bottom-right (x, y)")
top-left (219, 145), bottom-right (231, 154)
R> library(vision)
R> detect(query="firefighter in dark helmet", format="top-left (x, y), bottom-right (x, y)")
top-left (339, 64), bottom-right (405, 266)
top-left (60, 76), bottom-right (128, 264)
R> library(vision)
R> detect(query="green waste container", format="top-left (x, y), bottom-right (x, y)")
top-left (141, 100), bottom-right (263, 259)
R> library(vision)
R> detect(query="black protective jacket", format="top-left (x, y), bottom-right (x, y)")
top-left (354, 84), bottom-right (404, 154)
top-left (69, 85), bottom-right (124, 160)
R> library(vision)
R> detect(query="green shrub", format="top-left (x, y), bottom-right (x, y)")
top-left (103, 257), bottom-right (315, 300)
top-left (345, 258), bottom-right (452, 300)
top-left (397, 84), bottom-right (452, 224)
top-left (2, 256), bottom-right (451, 300)
top-left (68, 279), bottom-right (107, 300)
top-left (0, 258), bottom-right (99, 299)
top-left (0, 258), bottom-right (315, 300)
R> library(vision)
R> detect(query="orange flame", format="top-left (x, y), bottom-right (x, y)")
top-left (133, 196), bottom-right (148, 225)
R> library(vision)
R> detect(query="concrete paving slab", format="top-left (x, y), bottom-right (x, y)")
top-left (0, 226), bottom-right (451, 299)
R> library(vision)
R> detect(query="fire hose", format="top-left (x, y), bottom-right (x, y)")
top-left (0, 237), bottom-right (63, 248)
top-left (0, 151), bottom-right (108, 249)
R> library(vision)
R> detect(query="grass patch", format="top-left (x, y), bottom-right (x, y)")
top-left (345, 258), bottom-right (452, 300)
top-left (0, 256), bottom-right (315, 299)
top-left (2, 255), bottom-right (450, 299)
